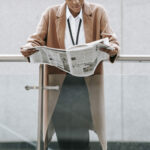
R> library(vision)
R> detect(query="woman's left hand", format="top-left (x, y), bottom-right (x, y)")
top-left (100, 44), bottom-right (118, 57)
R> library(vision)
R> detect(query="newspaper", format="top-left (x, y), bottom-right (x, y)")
top-left (29, 38), bottom-right (114, 77)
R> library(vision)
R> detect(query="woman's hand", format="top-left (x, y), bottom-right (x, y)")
top-left (100, 44), bottom-right (119, 57)
top-left (20, 48), bottom-right (38, 57)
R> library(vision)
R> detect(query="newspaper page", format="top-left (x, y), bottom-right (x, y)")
top-left (29, 38), bottom-right (113, 77)
top-left (30, 47), bottom-right (71, 72)
top-left (66, 44), bottom-right (109, 77)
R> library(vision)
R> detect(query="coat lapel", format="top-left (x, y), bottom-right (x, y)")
top-left (55, 2), bottom-right (66, 49)
top-left (83, 1), bottom-right (93, 43)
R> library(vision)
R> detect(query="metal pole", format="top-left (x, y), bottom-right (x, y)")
top-left (37, 64), bottom-right (44, 150)
top-left (1, 55), bottom-right (150, 62)
top-left (0, 55), bottom-right (27, 62)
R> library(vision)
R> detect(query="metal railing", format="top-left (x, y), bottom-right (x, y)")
top-left (1, 54), bottom-right (150, 150)
top-left (1, 54), bottom-right (150, 62)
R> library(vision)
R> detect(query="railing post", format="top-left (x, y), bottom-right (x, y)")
top-left (37, 64), bottom-right (44, 150)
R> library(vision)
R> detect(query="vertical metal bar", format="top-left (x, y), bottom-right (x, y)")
top-left (37, 64), bottom-right (44, 150)
top-left (121, 0), bottom-right (125, 141)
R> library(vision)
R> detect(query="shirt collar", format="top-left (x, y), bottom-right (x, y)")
top-left (66, 5), bottom-right (83, 20)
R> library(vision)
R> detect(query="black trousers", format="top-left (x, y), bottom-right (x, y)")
top-left (52, 74), bottom-right (92, 150)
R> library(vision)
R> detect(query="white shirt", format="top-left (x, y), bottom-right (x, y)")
top-left (65, 6), bottom-right (86, 49)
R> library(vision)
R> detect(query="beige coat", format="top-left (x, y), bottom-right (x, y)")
top-left (22, 1), bottom-right (119, 150)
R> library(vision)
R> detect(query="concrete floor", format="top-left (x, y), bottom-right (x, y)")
top-left (1, 142), bottom-right (150, 150)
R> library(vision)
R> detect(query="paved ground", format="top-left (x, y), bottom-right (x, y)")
top-left (1, 142), bottom-right (150, 150)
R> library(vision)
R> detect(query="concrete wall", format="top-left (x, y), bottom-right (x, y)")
top-left (0, 0), bottom-right (150, 143)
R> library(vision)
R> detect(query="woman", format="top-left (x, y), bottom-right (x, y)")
top-left (21, 0), bottom-right (120, 150)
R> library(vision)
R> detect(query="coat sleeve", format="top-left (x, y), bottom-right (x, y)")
top-left (21, 9), bottom-right (49, 49)
top-left (100, 8), bottom-right (120, 63)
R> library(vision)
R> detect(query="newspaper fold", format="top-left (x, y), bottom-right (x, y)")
top-left (29, 38), bottom-right (113, 77)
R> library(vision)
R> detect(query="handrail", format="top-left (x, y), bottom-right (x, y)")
top-left (0, 55), bottom-right (27, 62)
top-left (1, 54), bottom-right (150, 62)
top-left (117, 55), bottom-right (150, 62)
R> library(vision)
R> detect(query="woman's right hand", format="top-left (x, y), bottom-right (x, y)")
top-left (20, 48), bottom-right (38, 57)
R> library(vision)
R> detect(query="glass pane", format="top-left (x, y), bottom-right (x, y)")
top-left (105, 62), bottom-right (150, 149)
top-left (0, 63), bottom-right (38, 150)
top-left (1, 62), bottom-right (150, 150)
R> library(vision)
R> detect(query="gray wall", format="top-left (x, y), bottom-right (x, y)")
top-left (0, 0), bottom-right (150, 143)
